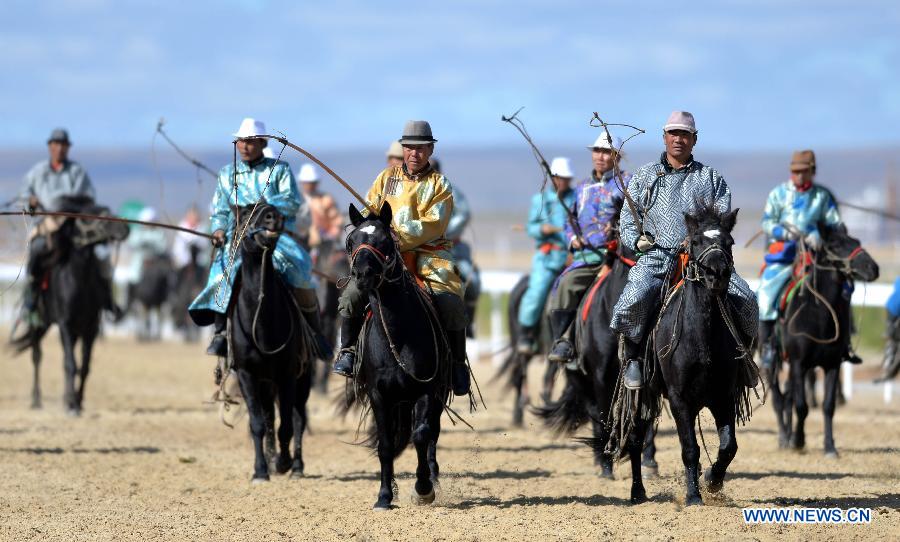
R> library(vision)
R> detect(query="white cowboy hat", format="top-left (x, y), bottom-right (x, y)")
top-left (550, 157), bottom-right (574, 178)
top-left (298, 163), bottom-right (320, 183)
top-left (232, 118), bottom-right (266, 139)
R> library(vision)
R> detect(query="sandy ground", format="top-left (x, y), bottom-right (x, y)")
top-left (0, 334), bottom-right (897, 542)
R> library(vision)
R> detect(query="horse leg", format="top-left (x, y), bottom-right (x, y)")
top-left (260, 383), bottom-right (277, 470)
top-left (590, 415), bottom-right (614, 478)
top-left (236, 369), bottom-right (270, 482)
top-left (670, 396), bottom-right (702, 505)
top-left (822, 366), bottom-right (840, 458)
top-left (627, 418), bottom-right (648, 504)
top-left (541, 359), bottom-right (558, 404)
top-left (371, 396), bottom-right (395, 510)
top-left (76, 333), bottom-right (96, 411)
top-left (59, 327), bottom-right (79, 416)
top-left (704, 399), bottom-right (738, 493)
top-left (31, 341), bottom-right (42, 409)
top-left (274, 371), bottom-right (296, 475)
top-left (511, 353), bottom-right (528, 427)
top-left (805, 369), bottom-right (818, 408)
top-left (641, 423), bottom-right (659, 478)
top-left (291, 370), bottom-right (312, 478)
top-left (410, 396), bottom-right (436, 505)
top-left (790, 365), bottom-right (809, 450)
top-left (769, 362), bottom-right (790, 448)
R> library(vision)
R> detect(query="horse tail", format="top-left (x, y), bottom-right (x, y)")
top-left (8, 323), bottom-right (49, 355)
top-left (534, 377), bottom-right (588, 436)
top-left (491, 274), bottom-right (530, 389)
top-left (364, 400), bottom-right (414, 460)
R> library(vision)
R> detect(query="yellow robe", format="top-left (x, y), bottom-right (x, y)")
top-left (365, 165), bottom-right (464, 298)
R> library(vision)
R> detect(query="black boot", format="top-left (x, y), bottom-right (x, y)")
top-left (333, 315), bottom-right (363, 377)
top-left (622, 337), bottom-right (643, 390)
top-left (449, 328), bottom-right (470, 396)
top-left (206, 314), bottom-right (227, 357)
top-left (759, 320), bottom-right (776, 373)
top-left (548, 309), bottom-right (577, 363)
top-left (516, 325), bottom-right (537, 355)
top-left (294, 288), bottom-right (334, 360)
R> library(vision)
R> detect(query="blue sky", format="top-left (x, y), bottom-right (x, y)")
top-left (3, 0), bottom-right (899, 151)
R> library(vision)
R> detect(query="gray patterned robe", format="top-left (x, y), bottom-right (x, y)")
top-left (610, 153), bottom-right (758, 342)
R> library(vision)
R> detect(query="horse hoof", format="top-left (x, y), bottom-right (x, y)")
top-left (290, 470), bottom-right (304, 479)
top-left (641, 464), bottom-right (659, 479)
top-left (251, 475), bottom-right (270, 484)
top-left (778, 437), bottom-right (790, 449)
top-left (372, 502), bottom-right (394, 512)
top-left (275, 460), bottom-right (292, 475)
top-left (630, 489), bottom-right (648, 504)
top-left (30, 402), bottom-right (42, 410)
top-left (410, 488), bottom-right (436, 506)
top-left (824, 450), bottom-right (839, 459)
top-left (599, 469), bottom-right (614, 480)
top-left (703, 468), bottom-right (724, 493)
top-left (685, 496), bottom-right (703, 506)
top-left (65, 408), bottom-right (81, 418)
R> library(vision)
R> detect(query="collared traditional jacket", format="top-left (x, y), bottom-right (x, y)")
top-left (364, 165), bottom-right (463, 298)
top-left (565, 169), bottom-right (631, 267)
top-left (526, 187), bottom-right (576, 271)
top-left (20, 160), bottom-right (95, 211)
top-left (189, 157), bottom-right (312, 325)
top-left (757, 180), bottom-right (843, 320)
top-left (610, 153), bottom-right (757, 342)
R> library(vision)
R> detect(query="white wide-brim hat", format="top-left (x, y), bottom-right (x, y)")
top-left (298, 163), bottom-right (320, 183)
top-left (233, 117), bottom-right (267, 139)
top-left (550, 156), bottom-right (574, 178)
top-left (588, 132), bottom-right (624, 153)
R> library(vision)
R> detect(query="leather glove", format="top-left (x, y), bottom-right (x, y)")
top-left (636, 233), bottom-right (655, 252)
top-left (211, 229), bottom-right (226, 248)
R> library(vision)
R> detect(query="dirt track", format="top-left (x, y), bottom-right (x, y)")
top-left (0, 335), bottom-right (897, 541)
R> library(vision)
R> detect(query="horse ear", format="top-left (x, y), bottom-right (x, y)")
top-left (349, 204), bottom-right (364, 227)
top-left (721, 208), bottom-right (739, 232)
top-left (379, 202), bottom-right (393, 226)
top-left (684, 213), bottom-right (699, 234)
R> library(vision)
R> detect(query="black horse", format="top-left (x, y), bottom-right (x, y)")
top-left (228, 204), bottom-right (314, 481)
top-left (772, 223), bottom-right (878, 456)
top-left (611, 204), bottom-right (756, 506)
top-left (345, 202), bottom-right (453, 511)
top-left (537, 202), bottom-right (659, 481)
top-left (11, 197), bottom-right (128, 414)
top-left (312, 239), bottom-right (349, 394)
top-left (496, 275), bottom-right (560, 426)
top-left (126, 253), bottom-right (173, 341)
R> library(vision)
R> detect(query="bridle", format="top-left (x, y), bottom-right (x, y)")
top-left (684, 240), bottom-right (734, 287)
top-left (348, 240), bottom-right (401, 288)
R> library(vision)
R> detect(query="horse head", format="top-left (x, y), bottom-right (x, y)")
top-left (817, 221), bottom-right (879, 282)
top-left (684, 203), bottom-right (738, 294)
top-left (239, 202), bottom-right (284, 255)
top-left (346, 202), bottom-right (399, 292)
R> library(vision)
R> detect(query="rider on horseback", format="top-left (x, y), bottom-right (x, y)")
top-left (516, 157), bottom-right (576, 355)
top-left (547, 133), bottom-right (631, 363)
top-left (610, 111), bottom-right (759, 390)
top-left (332, 120), bottom-right (471, 396)
top-left (14, 128), bottom-right (122, 339)
top-left (757, 149), bottom-right (859, 372)
top-left (188, 118), bottom-right (331, 359)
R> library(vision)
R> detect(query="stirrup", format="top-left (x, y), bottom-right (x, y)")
top-left (333, 348), bottom-right (356, 377)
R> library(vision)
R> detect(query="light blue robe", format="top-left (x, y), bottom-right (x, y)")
top-left (758, 181), bottom-right (842, 321)
top-left (518, 187), bottom-right (575, 328)
top-left (189, 158), bottom-right (312, 326)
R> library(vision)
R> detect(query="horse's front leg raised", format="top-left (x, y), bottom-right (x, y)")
top-left (410, 395), bottom-right (437, 505)
top-left (236, 368), bottom-right (270, 482)
top-left (371, 395), bottom-right (395, 510)
top-left (704, 398), bottom-right (737, 493)
top-left (822, 366), bottom-right (840, 457)
top-left (670, 395), bottom-right (702, 505)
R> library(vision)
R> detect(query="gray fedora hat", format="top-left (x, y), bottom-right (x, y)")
top-left (398, 120), bottom-right (437, 145)
top-left (47, 128), bottom-right (71, 144)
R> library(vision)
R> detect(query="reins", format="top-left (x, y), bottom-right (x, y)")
top-left (249, 240), bottom-right (296, 355)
